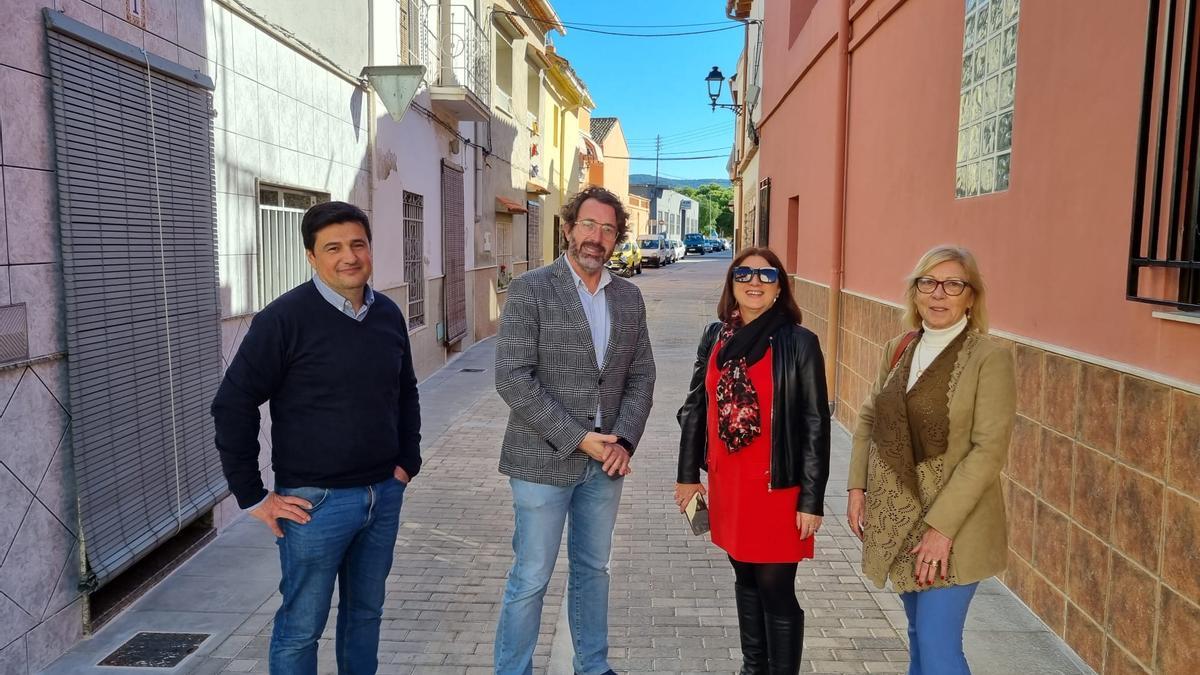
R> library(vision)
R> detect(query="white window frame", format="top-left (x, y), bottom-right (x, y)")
top-left (494, 31), bottom-right (514, 113)
top-left (256, 184), bottom-right (327, 311)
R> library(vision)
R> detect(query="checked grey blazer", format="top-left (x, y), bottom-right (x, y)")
top-left (495, 255), bottom-right (656, 486)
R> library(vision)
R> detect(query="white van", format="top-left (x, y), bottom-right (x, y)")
top-left (638, 236), bottom-right (670, 268)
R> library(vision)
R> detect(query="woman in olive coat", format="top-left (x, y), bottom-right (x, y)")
top-left (847, 245), bottom-right (1016, 675)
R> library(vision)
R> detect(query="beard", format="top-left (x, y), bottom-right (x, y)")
top-left (568, 238), bottom-right (610, 273)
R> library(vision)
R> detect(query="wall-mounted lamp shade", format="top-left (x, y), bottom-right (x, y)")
top-left (361, 65), bottom-right (426, 122)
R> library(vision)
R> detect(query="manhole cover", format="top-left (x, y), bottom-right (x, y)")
top-left (459, 368), bottom-right (485, 373)
top-left (99, 632), bottom-right (209, 667)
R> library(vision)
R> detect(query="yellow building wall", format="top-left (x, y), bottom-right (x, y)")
top-left (600, 123), bottom-right (630, 208)
top-left (628, 195), bottom-right (650, 239)
top-left (541, 96), bottom-right (587, 264)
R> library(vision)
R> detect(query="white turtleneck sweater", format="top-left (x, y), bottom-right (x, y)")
top-left (907, 316), bottom-right (969, 391)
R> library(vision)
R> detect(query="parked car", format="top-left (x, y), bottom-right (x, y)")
top-left (638, 236), bottom-right (670, 267)
top-left (608, 240), bottom-right (642, 275)
top-left (670, 239), bottom-right (686, 261)
top-left (684, 233), bottom-right (708, 255)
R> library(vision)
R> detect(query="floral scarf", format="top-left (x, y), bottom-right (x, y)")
top-left (714, 304), bottom-right (790, 452)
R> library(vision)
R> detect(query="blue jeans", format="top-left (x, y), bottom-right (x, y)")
top-left (900, 582), bottom-right (979, 675)
top-left (268, 477), bottom-right (406, 675)
top-left (494, 460), bottom-right (624, 675)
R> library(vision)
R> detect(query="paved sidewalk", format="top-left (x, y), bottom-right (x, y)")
top-left (43, 253), bottom-right (1092, 674)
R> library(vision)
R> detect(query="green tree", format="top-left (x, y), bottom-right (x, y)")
top-left (679, 184), bottom-right (734, 238)
top-left (715, 209), bottom-right (734, 239)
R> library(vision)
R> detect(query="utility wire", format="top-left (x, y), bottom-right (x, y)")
top-left (610, 154), bottom-right (729, 161)
top-left (504, 16), bottom-right (736, 28)
top-left (659, 145), bottom-right (732, 155)
top-left (626, 121), bottom-right (733, 142)
top-left (627, 126), bottom-right (736, 145)
top-left (624, 128), bottom-right (734, 145)
top-left (492, 9), bottom-right (743, 37)
top-left (629, 131), bottom-right (734, 147)
top-left (552, 23), bottom-right (742, 38)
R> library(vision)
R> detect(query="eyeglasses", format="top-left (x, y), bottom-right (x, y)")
top-left (574, 218), bottom-right (618, 239)
top-left (732, 266), bottom-right (780, 284)
top-left (914, 277), bottom-right (970, 296)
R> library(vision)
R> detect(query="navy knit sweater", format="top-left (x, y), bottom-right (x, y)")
top-left (212, 281), bottom-right (422, 508)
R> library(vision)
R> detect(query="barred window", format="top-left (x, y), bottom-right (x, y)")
top-left (403, 191), bottom-right (426, 327)
top-left (257, 185), bottom-right (327, 310)
top-left (1129, 0), bottom-right (1200, 309)
top-left (497, 214), bottom-right (514, 288)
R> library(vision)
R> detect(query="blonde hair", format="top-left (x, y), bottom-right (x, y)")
top-left (901, 245), bottom-right (989, 333)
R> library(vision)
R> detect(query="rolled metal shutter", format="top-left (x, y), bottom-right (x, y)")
top-left (526, 200), bottom-right (541, 269)
top-left (44, 11), bottom-right (224, 588)
top-left (441, 161), bottom-right (466, 345)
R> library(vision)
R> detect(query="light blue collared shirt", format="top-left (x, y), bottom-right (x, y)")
top-left (312, 274), bottom-right (375, 321)
top-left (566, 258), bottom-right (612, 428)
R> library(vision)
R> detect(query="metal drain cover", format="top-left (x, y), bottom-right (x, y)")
top-left (459, 368), bottom-right (485, 372)
top-left (99, 632), bottom-right (209, 667)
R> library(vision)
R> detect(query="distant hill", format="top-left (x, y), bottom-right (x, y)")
top-left (629, 174), bottom-right (731, 189)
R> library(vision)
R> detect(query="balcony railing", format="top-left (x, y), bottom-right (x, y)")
top-left (403, 0), bottom-right (490, 107)
top-left (446, 4), bottom-right (490, 106)
top-left (403, 0), bottom-right (438, 74)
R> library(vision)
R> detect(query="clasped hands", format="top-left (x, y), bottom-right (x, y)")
top-left (580, 431), bottom-right (632, 477)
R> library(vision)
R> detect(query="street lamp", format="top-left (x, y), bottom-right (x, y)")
top-left (705, 66), bottom-right (743, 114)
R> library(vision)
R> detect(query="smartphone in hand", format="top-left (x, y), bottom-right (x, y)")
top-left (684, 492), bottom-right (710, 536)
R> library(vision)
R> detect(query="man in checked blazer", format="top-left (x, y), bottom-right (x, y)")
top-left (493, 186), bottom-right (656, 675)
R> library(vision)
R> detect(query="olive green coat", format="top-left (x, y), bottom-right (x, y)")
top-left (849, 330), bottom-right (1017, 589)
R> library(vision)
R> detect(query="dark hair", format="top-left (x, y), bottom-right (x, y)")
top-left (301, 201), bottom-right (372, 251)
top-left (560, 186), bottom-right (631, 244)
top-left (717, 246), bottom-right (804, 325)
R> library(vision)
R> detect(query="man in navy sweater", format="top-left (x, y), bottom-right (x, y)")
top-left (212, 201), bottom-right (421, 675)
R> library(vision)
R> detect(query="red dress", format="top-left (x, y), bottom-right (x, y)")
top-left (706, 343), bottom-right (813, 563)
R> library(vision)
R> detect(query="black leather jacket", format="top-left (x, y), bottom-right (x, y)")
top-left (676, 321), bottom-right (832, 515)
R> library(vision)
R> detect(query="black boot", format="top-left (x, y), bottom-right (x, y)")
top-left (764, 609), bottom-right (804, 675)
top-left (734, 584), bottom-right (768, 674)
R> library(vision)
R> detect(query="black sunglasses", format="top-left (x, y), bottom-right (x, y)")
top-left (732, 266), bottom-right (780, 284)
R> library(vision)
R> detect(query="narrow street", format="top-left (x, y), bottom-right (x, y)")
top-left (5, 1), bottom-right (1194, 672)
top-left (43, 252), bottom-right (1089, 675)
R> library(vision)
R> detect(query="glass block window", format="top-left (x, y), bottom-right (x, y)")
top-left (955, 0), bottom-right (1020, 198)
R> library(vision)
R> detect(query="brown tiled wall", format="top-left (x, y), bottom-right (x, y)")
top-left (833, 292), bottom-right (904, 432)
top-left (790, 277), bottom-right (830, 352)
top-left (825, 287), bottom-right (1200, 675)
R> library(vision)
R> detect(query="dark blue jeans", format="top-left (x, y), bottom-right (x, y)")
top-left (268, 477), bottom-right (406, 675)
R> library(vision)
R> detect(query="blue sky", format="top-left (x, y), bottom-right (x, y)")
top-left (550, 1), bottom-right (744, 182)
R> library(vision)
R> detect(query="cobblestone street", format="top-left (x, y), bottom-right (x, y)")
top-left (44, 252), bottom-right (1090, 674)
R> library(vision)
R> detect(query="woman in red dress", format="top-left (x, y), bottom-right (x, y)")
top-left (676, 247), bottom-right (831, 675)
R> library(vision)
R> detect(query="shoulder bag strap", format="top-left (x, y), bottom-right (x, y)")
top-left (889, 330), bottom-right (922, 370)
